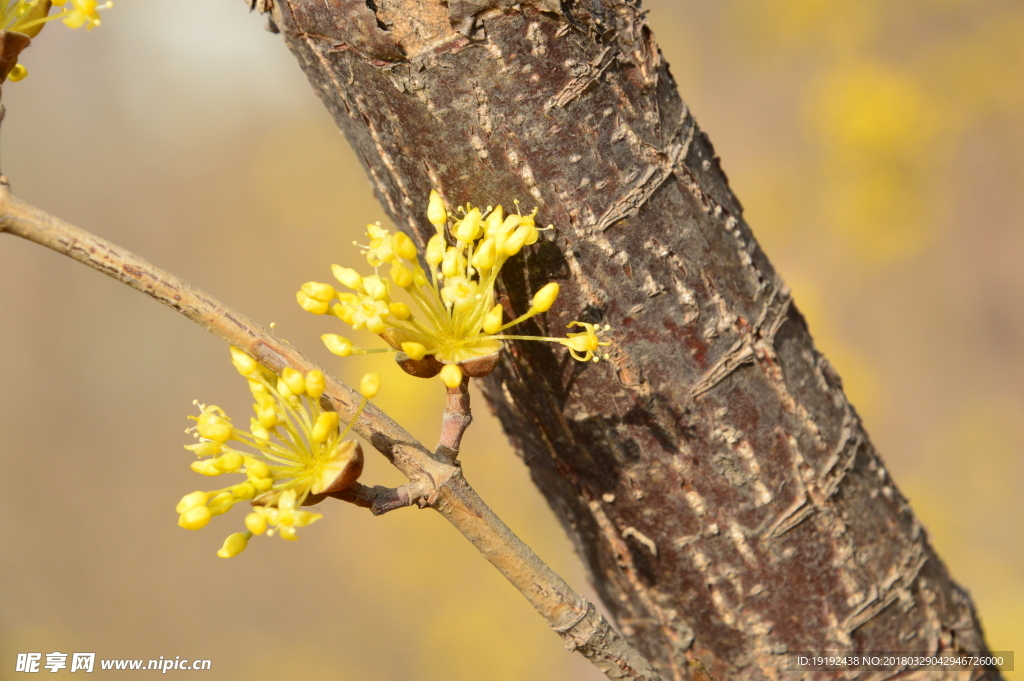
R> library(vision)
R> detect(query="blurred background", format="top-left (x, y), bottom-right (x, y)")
top-left (0, 0), bottom-right (1020, 679)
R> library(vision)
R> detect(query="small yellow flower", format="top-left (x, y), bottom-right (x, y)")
top-left (301, 191), bottom-right (613, 384)
top-left (1, 0), bottom-right (112, 83)
top-left (176, 347), bottom-right (377, 557)
top-left (560, 321), bottom-right (612, 362)
top-left (53, 0), bottom-right (110, 30)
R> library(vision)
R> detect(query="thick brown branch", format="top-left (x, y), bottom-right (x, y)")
top-left (0, 180), bottom-right (664, 681)
top-left (263, 0), bottom-right (997, 676)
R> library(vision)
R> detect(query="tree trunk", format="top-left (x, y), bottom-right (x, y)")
top-left (262, 0), bottom-right (997, 678)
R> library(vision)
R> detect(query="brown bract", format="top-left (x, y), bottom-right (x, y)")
top-left (0, 31), bottom-right (30, 83)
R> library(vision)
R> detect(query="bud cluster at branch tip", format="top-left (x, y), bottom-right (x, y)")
top-left (298, 191), bottom-right (612, 384)
top-left (176, 346), bottom-right (379, 557)
top-left (1, 0), bottom-right (112, 83)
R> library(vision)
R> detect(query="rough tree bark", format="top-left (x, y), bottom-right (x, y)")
top-left (256, 0), bottom-right (998, 678)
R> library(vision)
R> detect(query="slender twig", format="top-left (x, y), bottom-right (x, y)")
top-left (326, 481), bottom-right (429, 515)
top-left (0, 181), bottom-right (665, 681)
top-left (436, 377), bottom-right (472, 464)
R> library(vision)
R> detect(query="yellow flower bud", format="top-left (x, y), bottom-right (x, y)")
top-left (390, 263), bottom-right (414, 288)
top-left (483, 304), bottom-right (504, 334)
top-left (393, 231), bottom-right (418, 261)
top-left (453, 208), bottom-right (483, 241)
top-left (191, 459), bottom-right (223, 476)
top-left (229, 346), bottom-right (258, 376)
top-left (296, 290), bottom-right (330, 315)
top-left (252, 477), bottom-right (274, 492)
top-left (196, 410), bottom-right (233, 443)
top-left (427, 190), bottom-right (447, 226)
top-left (413, 265), bottom-right (428, 287)
top-left (365, 316), bottom-right (386, 334)
top-left (178, 506), bottom-right (212, 531)
top-left (301, 281), bottom-right (336, 303)
top-left (531, 282), bottom-right (560, 312)
top-left (186, 440), bottom-right (221, 457)
top-left (442, 246), bottom-right (460, 278)
top-left (360, 373), bottom-right (380, 398)
top-left (331, 265), bottom-right (363, 289)
top-left (389, 302), bottom-right (411, 320)
top-left (176, 491), bottom-right (208, 513)
top-left (231, 481), bottom-right (257, 500)
top-left (214, 451), bottom-right (244, 472)
top-left (472, 237), bottom-right (496, 271)
top-left (311, 411), bottom-right (339, 443)
top-left (305, 370), bottom-right (326, 400)
top-left (217, 532), bottom-right (249, 558)
top-left (246, 459), bottom-right (271, 480)
top-left (440, 364), bottom-right (463, 388)
top-left (426, 234), bottom-right (446, 267)
top-left (256, 402), bottom-right (278, 429)
top-left (322, 334), bottom-right (353, 357)
top-left (208, 491), bottom-right (236, 516)
top-left (401, 342), bottom-right (428, 360)
top-left (250, 418), bottom-right (270, 441)
top-left (282, 367), bottom-right (306, 396)
top-left (245, 512), bottom-right (267, 535)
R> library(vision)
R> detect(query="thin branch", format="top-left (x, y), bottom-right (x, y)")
top-left (0, 181), bottom-right (666, 681)
top-left (326, 481), bottom-right (429, 515)
top-left (436, 377), bottom-right (472, 464)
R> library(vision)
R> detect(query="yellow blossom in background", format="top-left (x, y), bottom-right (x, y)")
top-left (299, 191), bottom-right (612, 385)
top-left (176, 346), bottom-right (377, 557)
top-left (0, 0), bottom-right (111, 82)
top-left (52, 0), bottom-right (107, 30)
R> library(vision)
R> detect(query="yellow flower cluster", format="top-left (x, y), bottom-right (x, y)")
top-left (176, 346), bottom-right (377, 557)
top-left (298, 191), bottom-right (611, 387)
top-left (1, 0), bottom-right (111, 82)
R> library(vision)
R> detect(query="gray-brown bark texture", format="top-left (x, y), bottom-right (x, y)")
top-left (262, 0), bottom-right (998, 678)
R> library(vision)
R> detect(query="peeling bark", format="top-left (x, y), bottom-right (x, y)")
top-left (264, 0), bottom-right (999, 678)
